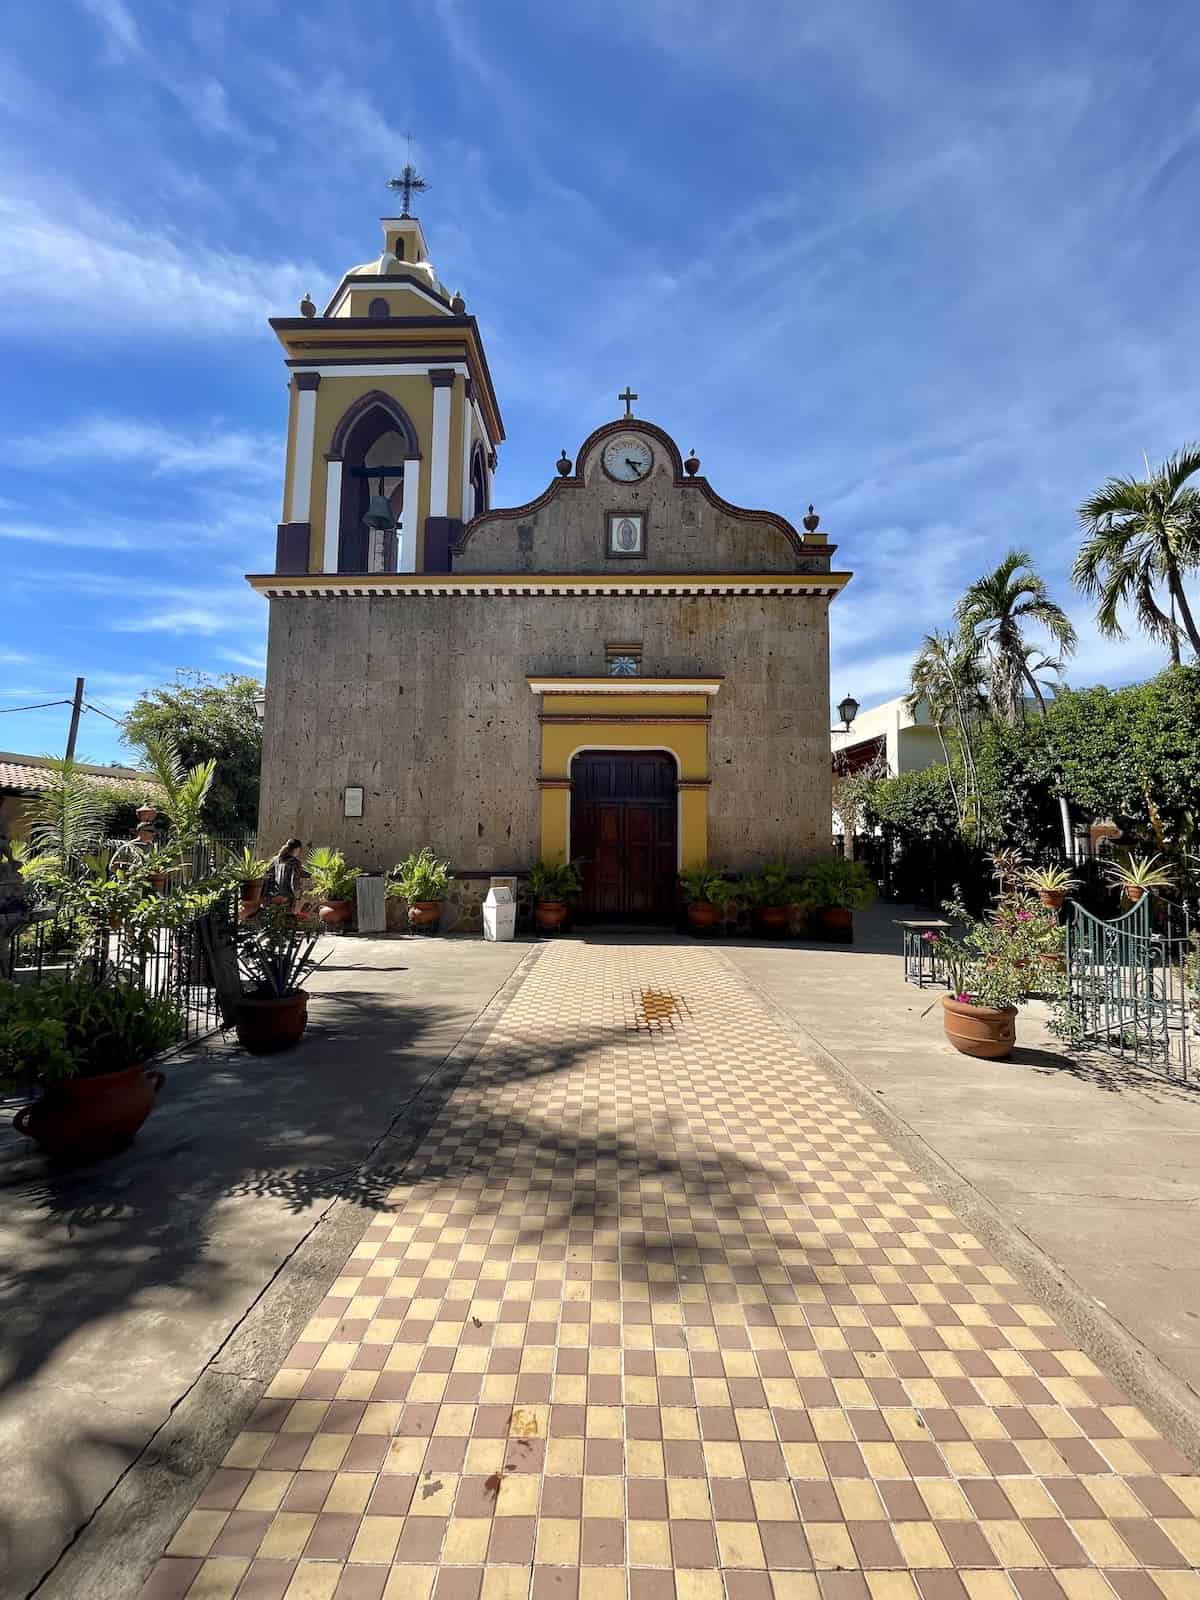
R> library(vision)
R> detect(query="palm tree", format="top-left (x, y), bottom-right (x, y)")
top-left (1075, 447), bottom-right (1200, 665)
top-left (956, 550), bottom-right (1077, 855)
top-left (25, 757), bottom-right (106, 861)
top-left (907, 630), bottom-right (986, 830)
top-left (138, 734), bottom-right (215, 861)
top-left (956, 549), bottom-right (1077, 722)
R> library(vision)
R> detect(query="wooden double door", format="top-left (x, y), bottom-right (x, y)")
top-left (569, 751), bottom-right (678, 924)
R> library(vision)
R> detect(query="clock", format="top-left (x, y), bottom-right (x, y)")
top-left (601, 433), bottom-right (654, 482)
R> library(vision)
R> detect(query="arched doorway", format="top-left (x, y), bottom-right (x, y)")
top-left (569, 750), bottom-right (678, 924)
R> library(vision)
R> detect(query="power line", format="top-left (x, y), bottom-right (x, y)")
top-left (84, 702), bottom-right (124, 725)
top-left (0, 698), bottom-right (72, 715)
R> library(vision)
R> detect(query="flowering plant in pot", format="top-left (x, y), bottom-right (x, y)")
top-left (1022, 863), bottom-right (1079, 912)
top-left (528, 859), bottom-right (582, 933)
top-left (798, 859), bottom-right (875, 941)
top-left (2, 974), bottom-right (182, 1160)
top-left (388, 848), bottom-right (452, 933)
top-left (741, 861), bottom-right (803, 937)
top-left (305, 847), bottom-right (361, 929)
top-left (1104, 852), bottom-right (1174, 905)
top-left (930, 893), bottom-right (1067, 1060)
top-left (235, 905), bottom-right (320, 1054)
top-left (679, 866), bottom-right (737, 935)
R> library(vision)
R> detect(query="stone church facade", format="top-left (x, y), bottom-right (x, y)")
top-left (253, 211), bottom-right (850, 923)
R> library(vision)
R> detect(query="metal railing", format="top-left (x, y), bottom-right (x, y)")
top-left (9, 888), bottom-right (236, 1047)
top-left (1064, 894), bottom-right (1195, 1081)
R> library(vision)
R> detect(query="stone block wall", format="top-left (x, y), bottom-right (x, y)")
top-left (258, 590), bottom-right (833, 877)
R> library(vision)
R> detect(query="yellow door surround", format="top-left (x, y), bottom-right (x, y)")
top-left (527, 676), bottom-right (719, 869)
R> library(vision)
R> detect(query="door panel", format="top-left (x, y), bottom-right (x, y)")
top-left (569, 752), bottom-right (677, 923)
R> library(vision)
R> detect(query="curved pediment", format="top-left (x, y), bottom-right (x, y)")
top-left (454, 417), bottom-right (828, 575)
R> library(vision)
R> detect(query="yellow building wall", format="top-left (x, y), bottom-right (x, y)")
top-left (344, 287), bottom-right (450, 317)
top-left (447, 375), bottom-right (465, 522)
top-left (306, 373), bottom-right (437, 571)
top-left (281, 383), bottom-right (298, 524)
top-left (537, 698), bottom-right (710, 870)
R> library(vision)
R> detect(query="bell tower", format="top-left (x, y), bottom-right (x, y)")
top-left (270, 204), bottom-right (504, 576)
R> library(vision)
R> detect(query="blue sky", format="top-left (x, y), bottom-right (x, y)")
top-left (3, 0), bottom-right (1200, 764)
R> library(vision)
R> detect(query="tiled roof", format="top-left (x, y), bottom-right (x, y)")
top-left (0, 751), bottom-right (159, 797)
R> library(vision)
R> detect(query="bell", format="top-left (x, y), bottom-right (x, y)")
top-left (363, 477), bottom-right (394, 531)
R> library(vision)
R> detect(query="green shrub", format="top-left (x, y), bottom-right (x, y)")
top-left (388, 847), bottom-right (452, 902)
top-left (799, 859), bottom-right (876, 910)
top-left (0, 975), bottom-right (183, 1084)
top-left (740, 862), bottom-right (803, 906)
top-left (679, 866), bottom-right (737, 908)
top-left (305, 847), bottom-right (361, 902)
top-left (529, 860), bottom-right (582, 901)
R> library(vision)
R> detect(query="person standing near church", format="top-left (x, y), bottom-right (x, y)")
top-left (263, 839), bottom-right (309, 910)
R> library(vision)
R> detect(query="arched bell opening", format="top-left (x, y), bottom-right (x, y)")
top-left (330, 393), bottom-right (420, 573)
top-left (469, 441), bottom-right (489, 520)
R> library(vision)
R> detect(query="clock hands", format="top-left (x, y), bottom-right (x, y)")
top-left (625, 457), bottom-right (644, 477)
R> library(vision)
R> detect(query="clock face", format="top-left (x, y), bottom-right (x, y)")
top-left (601, 434), bottom-right (654, 482)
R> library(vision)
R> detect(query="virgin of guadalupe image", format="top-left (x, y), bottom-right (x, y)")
top-left (616, 518), bottom-right (639, 551)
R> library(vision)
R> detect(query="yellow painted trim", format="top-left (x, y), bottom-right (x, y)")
top-left (281, 384), bottom-right (298, 524)
top-left (542, 692), bottom-right (711, 717)
top-left (537, 720), bottom-right (710, 874)
top-left (247, 571), bottom-right (851, 593)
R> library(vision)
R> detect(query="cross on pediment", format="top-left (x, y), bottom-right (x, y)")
top-left (618, 386), bottom-right (637, 418)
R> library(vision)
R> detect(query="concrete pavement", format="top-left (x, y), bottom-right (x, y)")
top-left (0, 933), bottom-right (533, 1600)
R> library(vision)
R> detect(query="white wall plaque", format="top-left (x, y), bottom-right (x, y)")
top-left (344, 785), bottom-right (364, 817)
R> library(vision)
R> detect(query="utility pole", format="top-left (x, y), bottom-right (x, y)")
top-left (64, 677), bottom-right (85, 762)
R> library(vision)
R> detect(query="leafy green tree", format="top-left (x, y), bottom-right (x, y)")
top-left (24, 758), bottom-right (106, 859)
top-left (906, 630), bottom-right (985, 831)
top-left (1075, 447), bottom-right (1200, 665)
top-left (124, 671), bottom-right (261, 836)
top-left (138, 734), bottom-right (216, 858)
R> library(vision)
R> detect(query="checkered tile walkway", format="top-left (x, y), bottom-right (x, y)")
top-left (142, 943), bottom-right (1200, 1600)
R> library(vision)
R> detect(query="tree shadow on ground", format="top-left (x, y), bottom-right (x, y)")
top-left (0, 972), bottom-right (855, 1596)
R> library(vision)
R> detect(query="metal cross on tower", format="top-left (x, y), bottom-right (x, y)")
top-left (387, 162), bottom-right (428, 218)
top-left (618, 386), bottom-right (638, 417)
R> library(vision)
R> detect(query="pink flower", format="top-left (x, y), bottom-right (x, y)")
top-left (1016, 909), bottom-right (1032, 921)
top-left (922, 930), bottom-right (938, 942)
top-left (955, 992), bottom-right (972, 1003)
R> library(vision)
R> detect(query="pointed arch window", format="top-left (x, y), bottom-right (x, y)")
top-left (469, 441), bottom-right (489, 520)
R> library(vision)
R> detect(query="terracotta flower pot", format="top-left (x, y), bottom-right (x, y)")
top-left (235, 990), bottom-right (308, 1054)
top-left (13, 1063), bottom-right (165, 1162)
top-left (942, 994), bottom-right (1017, 1060)
top-left (239, 880), bottom-right (263, 922)
top-left (687, 901), bottom-right (721, 935)
top-left (1038, 890), bottom-right (1066, 911)
top-left (535, 901), bottom-right (567, 933)
top-left (318, 899), bottom-right (354, 929)
top-left (1124, 885), bottom-right (1145, 904)
top-left (408, 899), bottom-right (443, 932)
top-left (754, 904), bottom-right (791, 937)
top-left (817, 905), bottom-right (853, 942)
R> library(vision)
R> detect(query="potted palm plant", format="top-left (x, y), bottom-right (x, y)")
top-left (528, 859), bottom-right (581, 933)
top-left (1023, 863), bottom-right (1079, 911)
top-left (742, 861), bottom-right (803, 936)
top-left (799, 859), bottom-right (875, 941)
top-left (235, 905), bottom-right (320, 1053)
top-left (1105, 852), bottom-right (1174, 905)
top-left (388, 848), bottom-right (452, 932)
top-left (679, 866), bottom-right (737, 935)
top-left (4, 974), bottom-right (181, 1160)
top-left (305, 846), bottom-right (361, 929)
top-left (223, 845), bottom-right (270, 922)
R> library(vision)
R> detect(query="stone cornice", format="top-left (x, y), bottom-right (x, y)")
top-left (246, 572), bottom-right (851, 599)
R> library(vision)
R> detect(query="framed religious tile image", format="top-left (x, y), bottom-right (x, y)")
top-left (606, 510), bottom-right (646, 559)
top-left (344, 785), bottom-right (364, 818)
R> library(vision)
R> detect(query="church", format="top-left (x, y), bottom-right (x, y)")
top-left (252, 196), bottom-right (851, 926)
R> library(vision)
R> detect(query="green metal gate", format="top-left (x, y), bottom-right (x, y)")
top-left (1064, 896), bottom-right (1195, 1080)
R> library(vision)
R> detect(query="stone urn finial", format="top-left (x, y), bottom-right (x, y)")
top-left (451, 289), bottom-right (466, 313)
top-left (684, 447), bottom-right (700, 477)
top-left (802, 503), bottom-right (820, 534)
top-left (556, 450), bottom-right (572, 477)
top-left (300, 293), bottom-right (316, 318)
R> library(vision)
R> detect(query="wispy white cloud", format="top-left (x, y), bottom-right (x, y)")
top-left (0, 521), bottom-right (134, 549)
top-left (10, 417), bottom-right (282, 480)
top-left (113, 606), bottom-right (234, 636)
top-left (0, 177), bottom-right (313, 337)
top-left (77, 0), bottom-right (143, 61)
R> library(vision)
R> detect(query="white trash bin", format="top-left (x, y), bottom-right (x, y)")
top-left (482, 885), bottom-right (516, 942)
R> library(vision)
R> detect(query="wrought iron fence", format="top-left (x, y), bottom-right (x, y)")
top-left (1064, 895), bottom-right (1196, 1081)
top-left (8, 887), bottom-right (236, 1047)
